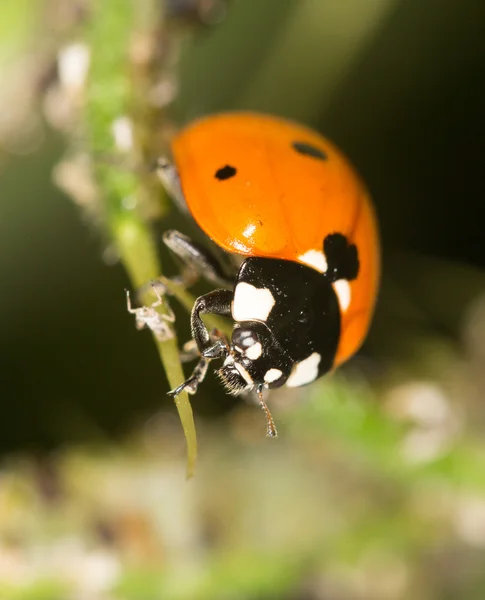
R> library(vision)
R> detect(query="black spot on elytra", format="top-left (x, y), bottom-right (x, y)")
top-left (323, 233), bottom-right (359, 282)
top-left (292, 141), bottom-right (327, 161)
top-left (215, 165), bottom-right (237, 180)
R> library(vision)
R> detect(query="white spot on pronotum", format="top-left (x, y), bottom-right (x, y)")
top-left (112, 116), bottom-right (133, 151)
top-left (264, 368), bottom-right (283, 384)
top-left (333, 279), bottom-right (351, 312)
top-left (298, 249), bottom-right (327, 273)
top-left (232, 282), bottom-right (276, 322)
top-left (245, 342), bottom-right (262, 360)
top-left (286, 352), bottom-right (321, 388)
top-left (58, 43), bottom-right (90, 91)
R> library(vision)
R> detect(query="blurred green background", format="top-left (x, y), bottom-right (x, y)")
top-left (1, 0), bottom-right (485, 598)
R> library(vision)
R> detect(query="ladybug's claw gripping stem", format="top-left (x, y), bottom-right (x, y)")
top-left (167, 357), bottom-right (210, 397)
top-left (168, 334), bottom-right (228, 397)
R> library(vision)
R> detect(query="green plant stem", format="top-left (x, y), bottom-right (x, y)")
top-left (114, 216), bottom-right (197, 477)
top-left (84, 0), bottom-right (197, 476)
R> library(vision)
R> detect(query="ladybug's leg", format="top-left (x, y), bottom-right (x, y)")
top-left (323, 233), bottom-right (360, 283)
top-left (178, 325), bottom-right (227, 363)
top-left (168, 289), bottom-right (233, 397)
top-left (162, 229), bottom-right (234, 288)
top-left (167, 356), bottom-right (212, 397)
top-left (190, 289), bottom-right (233, 352)
top-left (155, 158), bottom-right (188, 216)
top-left (136, 229), bottom-right (233, 309)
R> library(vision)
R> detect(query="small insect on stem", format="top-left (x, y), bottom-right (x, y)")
top-left (257, 386), bottom-right (278, 438)
top-left (126, 283), bottom-right (175, 342)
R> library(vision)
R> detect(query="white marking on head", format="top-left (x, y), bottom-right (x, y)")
top-left (264, 368), bottom-right (283, 384)
top-left (245, 341), bottom-right (262, 360)
top-left (333, 279), bottom-right (351, 312)
top-left (232, 282), bottom-right (276, 322)
top-left (286, 352), bottom-right (321, 388)
top-left (298, 249), bottom-right (328, 273)
top-left (234, 362), bottom-right (254, 387)
top-left (222, 354), bottom-right (253, 389)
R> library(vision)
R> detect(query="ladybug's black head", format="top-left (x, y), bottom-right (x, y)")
top-left (216, 322), bottom-right (292, 395)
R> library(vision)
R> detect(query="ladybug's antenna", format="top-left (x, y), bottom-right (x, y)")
top-left (256, 386), bottom-right (278, 438)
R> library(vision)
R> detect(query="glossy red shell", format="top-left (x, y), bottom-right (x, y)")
top-left (171, 112), bottom-right (380, 367)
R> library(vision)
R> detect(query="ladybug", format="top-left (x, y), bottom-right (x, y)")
top-left (156, 112), bottom-right (380, 436)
